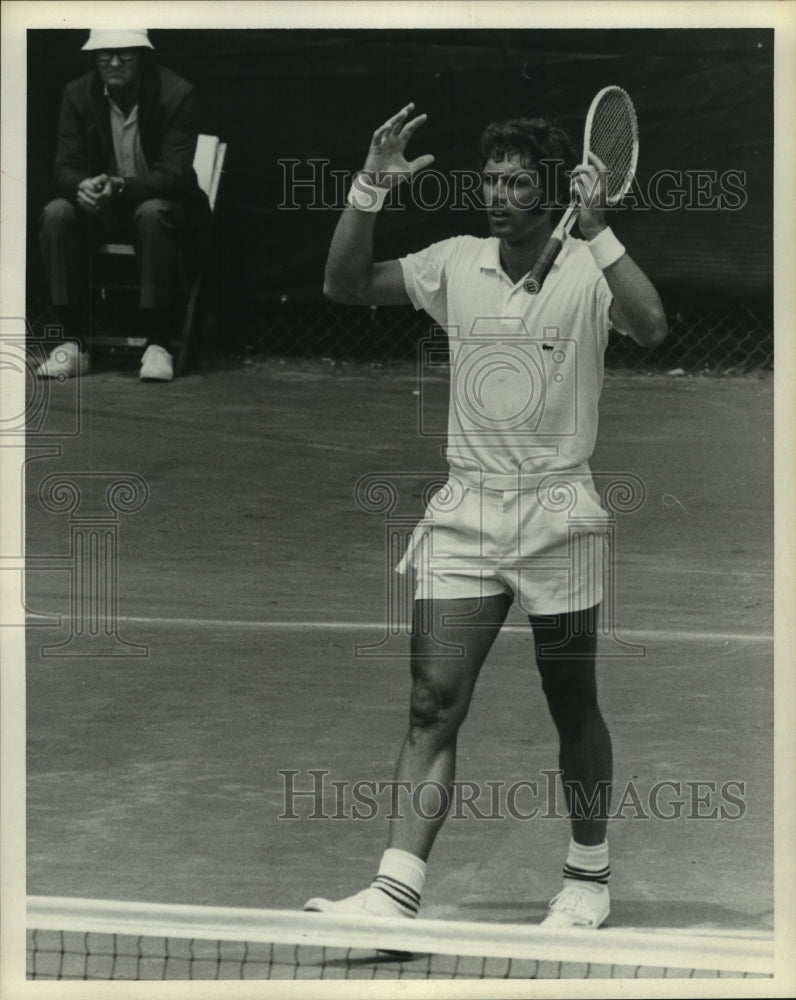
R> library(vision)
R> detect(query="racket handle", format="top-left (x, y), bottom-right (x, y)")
top-left (523, 237), bottom-right (563, 294)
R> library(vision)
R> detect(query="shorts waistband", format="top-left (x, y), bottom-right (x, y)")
top-left (448, 463), bottom-right (591, 493)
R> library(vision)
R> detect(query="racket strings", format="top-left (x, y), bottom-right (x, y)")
top-left (587, 90), bottom-right (638, 203)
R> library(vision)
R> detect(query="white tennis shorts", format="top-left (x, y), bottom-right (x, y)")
top-left (396, 465), bottom-right (609, 615)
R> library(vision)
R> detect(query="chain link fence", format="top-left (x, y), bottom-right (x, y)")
top-left (241, 295), bottom-right (773, 373)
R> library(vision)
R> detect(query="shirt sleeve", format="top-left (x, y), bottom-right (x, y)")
top-left (399, 238), bottom-right (460, 327)
top-left (594, 270), bottom-right (618, 344)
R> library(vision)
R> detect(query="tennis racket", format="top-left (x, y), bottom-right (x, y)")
top-left (523, 85), bottom-right (639, 294)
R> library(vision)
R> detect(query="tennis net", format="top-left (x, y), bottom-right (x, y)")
top-left (27, 895), bottom-right (773, 981)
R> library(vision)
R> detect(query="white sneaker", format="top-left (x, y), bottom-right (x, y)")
top-left (35, 342), bottom-right (88, 379)
top-left (304, 886), bottom-right (415, 918)
top-left (139, 345), bottom-right (174, 382)
top-left (540, 881), bottom-right (610, 929)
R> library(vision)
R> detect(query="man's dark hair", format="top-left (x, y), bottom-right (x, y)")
top-left (479, 118), bottom-right (576, 210)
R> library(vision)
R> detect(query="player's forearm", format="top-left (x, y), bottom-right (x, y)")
top-left (323, 206), bottom-right (379, 304)
top-left (601, 251), bottom-right (668, 348)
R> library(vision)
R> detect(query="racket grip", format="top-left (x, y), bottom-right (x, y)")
top-left (524, 237), bottom-right (564, 294)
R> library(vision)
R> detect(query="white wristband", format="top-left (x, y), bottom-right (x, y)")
top-left (588, 227), bottom-right (626, 270)
top-left (347, 174), bottom-right (389, 213)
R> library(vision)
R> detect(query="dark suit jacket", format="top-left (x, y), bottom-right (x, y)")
top-left (53, 62), bottom-right (211, 229)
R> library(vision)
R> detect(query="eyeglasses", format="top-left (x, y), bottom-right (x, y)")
top-left (96, 50), bottom-right (139, 64)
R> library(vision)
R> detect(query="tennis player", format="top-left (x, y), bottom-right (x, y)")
top-left (305, 104), bottom-right (667, 928)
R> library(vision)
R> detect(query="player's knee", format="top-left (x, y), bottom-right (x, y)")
top-left (409, 682), bottom-right (445, 727)
top-left (409, 680), bottom-right (464, 734)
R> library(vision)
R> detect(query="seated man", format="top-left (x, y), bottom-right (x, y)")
top-left (37, 28), bottom-right (211, 382)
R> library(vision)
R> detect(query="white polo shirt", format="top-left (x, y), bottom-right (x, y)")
top-left (400, 235), bottom-right (616, 483)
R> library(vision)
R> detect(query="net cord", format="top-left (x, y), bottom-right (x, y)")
top-left (27, 895), bottom-right (774, 976)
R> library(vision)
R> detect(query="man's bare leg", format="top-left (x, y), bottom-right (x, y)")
top-left (388, 594), bottom-right (513, 859)
top-left (531, 606), bottom-right (613, 928)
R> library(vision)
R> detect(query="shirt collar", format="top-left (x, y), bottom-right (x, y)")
top-left (103, 83), bottom-right (138, 123)
top-left (478, 234), bottom-right (574, 279)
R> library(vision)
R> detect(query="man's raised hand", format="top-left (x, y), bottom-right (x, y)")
top-left (361, 103), bottom-right (435, 188)
top-left (571, 152), bottom-right (609, 241)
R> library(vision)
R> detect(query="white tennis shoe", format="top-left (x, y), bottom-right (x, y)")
top-left (139, 344), bottom-right (174, 382)
top-left (540, 881), bottom-right (609, 929)
top-left (36, 341), bottom-right (89, 379)
top-left (304, 887), bottom-right (414, 918)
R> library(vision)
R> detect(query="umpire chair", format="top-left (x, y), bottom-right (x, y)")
top-left (92, 134), bottom-right (226, 376)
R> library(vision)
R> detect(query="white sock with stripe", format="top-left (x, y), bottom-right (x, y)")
top-left (562, 839), bottom-right (610, 886)
top-left (370, 848), bottom-right (426, 917)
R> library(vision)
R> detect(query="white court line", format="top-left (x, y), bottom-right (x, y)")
top-left (38, 615), bottom-right (770, 644)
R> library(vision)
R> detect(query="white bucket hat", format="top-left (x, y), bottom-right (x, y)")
top-left (81, 29), bottom-right (154, 51)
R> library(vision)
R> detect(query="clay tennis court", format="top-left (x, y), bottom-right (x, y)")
top-left (25, 359), bottom-right (773, 933)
